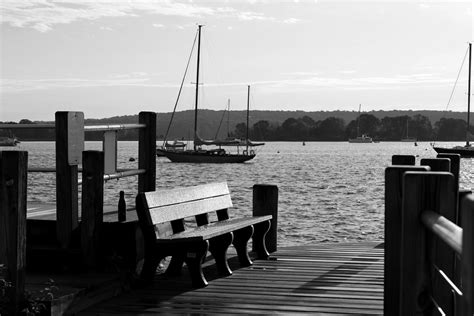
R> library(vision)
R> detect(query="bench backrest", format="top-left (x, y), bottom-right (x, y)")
top-left (136, 182), bottom-right (233, 228)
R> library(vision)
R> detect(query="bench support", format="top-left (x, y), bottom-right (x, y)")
top-left (184, 240), bottom-right (210, 288)
top-left (209, 233), bottom-right (233, 276)
top-left (253, 220), bottom-right (271, 259)
top-left (233, 226), bottom-right (254, 267)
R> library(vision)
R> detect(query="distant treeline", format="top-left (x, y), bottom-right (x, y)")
top-left (238, 114), bottom-right (470, 141)
top-left (0, 111), bottom-right (470, 141)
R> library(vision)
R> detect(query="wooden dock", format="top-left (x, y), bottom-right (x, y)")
top-left (80, 242), bottom-right (384, 315)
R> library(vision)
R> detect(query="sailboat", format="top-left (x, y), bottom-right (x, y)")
top-left (157, 25), bottom-right (264, 163)
top-left (348, 104), bottom-right (373, 143)
top-left (0, 136), bottom-right (19, 147)
top-left (434, 42), bottom-right (474, 157)
top-left (401, 118), bottom-right (417, 142)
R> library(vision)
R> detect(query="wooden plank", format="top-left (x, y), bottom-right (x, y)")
top-left (0, 151), bottom-right (28, 314)
top-left (81, 151), bottom-right (104, 269)
top-left (80, 242), bottom-right (384, 315)
top-left (138, 111), bottom-right (156, 194)
top-left (253, 184), bottom-right (278, 253)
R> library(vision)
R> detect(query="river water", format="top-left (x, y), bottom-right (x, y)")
top-left (4, 141), bottom-right (474, 247)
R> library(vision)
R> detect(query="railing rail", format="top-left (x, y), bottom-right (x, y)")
top-left (421, 210), bottom-right (462, 255)
top-left (0, 123), bottom-right (146, 132)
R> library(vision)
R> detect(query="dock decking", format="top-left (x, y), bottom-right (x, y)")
top-left (80, 242), bottom-right (384, 315)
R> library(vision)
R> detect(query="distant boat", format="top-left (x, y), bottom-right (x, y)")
top-left (0, 136), bottom-right (19, 147)
top-left (434, 42), bottom-right (474, 158)
top-left (348, 104), bottom-right (373, 143)
top-left (158, 25), bottom-right (264, 163)
top-left (401, 117), bottom-right (417, 142)
top-left (156, 140), bottom-right (186, 157)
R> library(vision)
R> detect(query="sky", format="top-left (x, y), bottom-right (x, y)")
top-left (1, 0), bottom-right (473, 122)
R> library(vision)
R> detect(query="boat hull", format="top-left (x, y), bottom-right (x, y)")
top-left (0, 137), bottom-right (19, 146)
top-left (433, 146), bottom-right (474, 158)
top-left (348, 138), bottom-right (373, 143)
top-left (157, 149), bottom-right (256, 163)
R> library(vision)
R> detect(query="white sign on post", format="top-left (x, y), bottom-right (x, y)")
top-left (103, 130), bottom-right (117, 174)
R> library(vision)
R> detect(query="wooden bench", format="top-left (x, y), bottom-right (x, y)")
top-left (135, 182), bottom-right (272, 287)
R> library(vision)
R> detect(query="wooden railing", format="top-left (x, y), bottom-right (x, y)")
top-left (385, 154), bottom-right (473, 315)
top-left (0, 111), bottom-right (156, 313)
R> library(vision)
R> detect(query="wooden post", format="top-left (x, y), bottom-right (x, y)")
top-left (391, 154), bottom-right (415, 165)
top-left (252, 184), bottom-right (278, 253)
top-left (138, 112), bottom-right (156, 193)
top-left (81, 151), bottom-right (104, 269)
top-left (400, 171), bottom-right (456, 314)
top-left (55, 111), bottom-right (84, 248)
top-left (420, 157), bottom-right (450, 172)
top-left (0, 151), bottom-right (28, 313)
top-left (460, 194), bottom-right (474, 316)
top-left (437, 154), bottom-right (460, 193)
top-left (384, 165), bottom-right (429, 315)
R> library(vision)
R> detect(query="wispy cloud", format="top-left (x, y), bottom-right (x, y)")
top-left (0, 1), bottom-right (230, 32)
top-left (0, 1), bottom-right (296, 32)
top-left (282, 18), bottom-right (302, 24)
top-left (237, 11), bottom-right (275, 21)
top-left (2, 72), bottom-right (461, 93)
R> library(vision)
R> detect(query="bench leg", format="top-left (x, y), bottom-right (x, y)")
top-left (209, 232), bottom-right (233, 277)
top-left (140, 252), bottom-right (164, 281)
top-left (166, 255), bottom-right (185, 276)
top-left (233, 226), bottom-right (254, 267)
top-left (253, 220), bottom-right (271, 259)
top-left (184, 240), bottom-right (209, 288)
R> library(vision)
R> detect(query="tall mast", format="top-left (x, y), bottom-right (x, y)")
top-left (194, 25), bottom-right (202, 151)
top-left (357, 104), bottom-right (361, 137)
top-left (227, 99), bottom-right (230, 137)
top-left (246, 85), bottom-right (250, 154)
top-left (467, 42), bottom-right (472, 147)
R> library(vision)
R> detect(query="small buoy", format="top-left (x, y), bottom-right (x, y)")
top-left (277, 151), bottom-right (280, 153)
top-left (129, 157), bottom-right (136, 162)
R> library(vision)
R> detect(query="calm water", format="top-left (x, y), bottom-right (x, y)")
top-left (5, 141), bottom-right (474, 247)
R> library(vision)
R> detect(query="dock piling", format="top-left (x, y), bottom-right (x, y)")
top-left (0, 151), bottom-right (28, 313)
top-left (81, 150), bottom-right (105, 269)
top-left (138, 112), bottom-right (156, 193)
top-left (55, 111), bottom-right (84, 248)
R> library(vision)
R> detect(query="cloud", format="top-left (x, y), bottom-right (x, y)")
top-left (0, 1), bottom-right (230, 32)
top-left (1, 1), bottom-right (299, 32)
top-left (237, 11), bottom-right (275, 21)
top-left (2, 72), bottom-right (460, 94)
top-left (282, 18), bottom-right (302, 24)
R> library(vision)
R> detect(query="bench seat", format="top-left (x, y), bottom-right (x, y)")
top-left (157, 215), bottom-right (273, 243)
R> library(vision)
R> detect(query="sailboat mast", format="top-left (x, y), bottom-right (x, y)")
top-left (246, 85), bottom-right (250, 154)
top-left (194, 25), bottom-right (202, 151)
top-left (227, 99), bottom-right (230, 138)
top-left (467, 42), bottom-right (472, 147)
top-left (357, 104), bottom-right (361, 137)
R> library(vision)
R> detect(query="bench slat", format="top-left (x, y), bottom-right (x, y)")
top-left (144, 182), bottom-right (230, 208)
top-left (156, 215), bottom-right (272, 243)
top-left (146, 195), bottom-right (232, 225)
